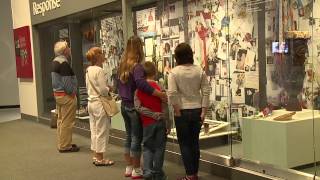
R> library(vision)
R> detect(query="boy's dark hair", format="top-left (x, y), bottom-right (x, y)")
top-left (174, 43), bottom-right (194, 65)
top-left (143, 61), bottom-right (156, 77)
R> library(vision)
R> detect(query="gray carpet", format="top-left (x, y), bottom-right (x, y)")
top-left (0, 120), bottom-right (226, 180)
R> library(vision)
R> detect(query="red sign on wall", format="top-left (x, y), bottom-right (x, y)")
top-left (13, 26), bottom-right (33, 78)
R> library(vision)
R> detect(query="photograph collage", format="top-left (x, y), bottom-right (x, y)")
top-left (89, 0), bottom-right (320, 141)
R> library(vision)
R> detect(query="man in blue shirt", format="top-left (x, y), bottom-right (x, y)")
top-left (51, 41), bottom-right (79, 153)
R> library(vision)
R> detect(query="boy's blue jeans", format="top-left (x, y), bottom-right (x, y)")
top-left (143, 120), bottom-right (167, 180)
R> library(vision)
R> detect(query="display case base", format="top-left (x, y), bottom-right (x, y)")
top-left (243, 109), bottom-right (320, 168)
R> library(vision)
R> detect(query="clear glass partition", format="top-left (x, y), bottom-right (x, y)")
top-left (36, 1), bottom-right (124, 130)
top-left (131, 0), bottom-right (320, 178)
top-left (35, 0), bottom-right (320, 178)
top-left (229, 0), bottom-right (318, 178)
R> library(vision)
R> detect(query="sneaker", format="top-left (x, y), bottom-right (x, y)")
top-left (131, 168), bottom-right (143, 179)
top-left (176, 175), bottom-right (198, 180)
top-left (143, 173), bottom-right (153, 180)
top-left (125, 166), bottom-right (133, 177)
top-left (154, 174), bottom-right (168, 180)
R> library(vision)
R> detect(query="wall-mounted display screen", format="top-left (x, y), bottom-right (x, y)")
top-left (272, 42), bottom-right (288, 53)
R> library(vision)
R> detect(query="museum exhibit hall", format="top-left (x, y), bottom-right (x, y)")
top-left (3, 0), bottom-right (320, 179)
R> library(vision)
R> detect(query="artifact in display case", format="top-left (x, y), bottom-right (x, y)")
top-left (282, 31), bottom-right (310, 111)
top-left (168, 119), bottom-right (235, 140)
top-left (273, 112), bottom-right (296, 121)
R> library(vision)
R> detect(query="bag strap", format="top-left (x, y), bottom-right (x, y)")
top-left (86, 69), bottom-right (101, 97)
top-left (200, 70), bottom-right (205, 90)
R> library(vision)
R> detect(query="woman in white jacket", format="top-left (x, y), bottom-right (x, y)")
top-left (168, 43), bottom-right (210, 180)
top-left (86, 47), bottom-right (114, 166)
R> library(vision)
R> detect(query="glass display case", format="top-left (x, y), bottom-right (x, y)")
top-left (36, 2), bottom-right (124, 130)
top-left (34, 0), bottom-right (320, 178)
top-left (131, 0), bottom-right (320, 178)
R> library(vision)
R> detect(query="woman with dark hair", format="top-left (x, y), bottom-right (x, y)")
top-left (168, 43), bottom-right (210, 180)
top-left (118, 35), bottom-right (167, 179)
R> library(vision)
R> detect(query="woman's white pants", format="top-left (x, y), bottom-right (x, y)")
top-left (88, 100), bottom-right (111, 153)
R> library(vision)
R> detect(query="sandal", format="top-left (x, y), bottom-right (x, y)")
top-left (92, 157), bottom-right (97, 164)
top-left (94, 159), bottom-right (114, 166)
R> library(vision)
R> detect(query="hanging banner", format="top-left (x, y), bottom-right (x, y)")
top-left (14, 26), bottom-right (33, 78)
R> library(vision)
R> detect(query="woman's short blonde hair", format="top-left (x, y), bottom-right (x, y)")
top-left (54, 41), bottom-right (68, 56)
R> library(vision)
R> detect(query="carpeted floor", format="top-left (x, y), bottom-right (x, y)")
top-left (0, 119), bottom-right (226, 180)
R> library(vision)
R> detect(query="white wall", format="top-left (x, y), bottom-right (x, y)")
top-left (11, 0), bottom-right (38, 116)
top-left (0, 0), bottom-right (20, 106)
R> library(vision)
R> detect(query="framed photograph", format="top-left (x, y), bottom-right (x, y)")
top-left (267, 56), bottom-right (274, 64)
top-left (144, 37), bottom-right (154, 57)
top-left (161, 27), bottom-right (170, 39)
top-left (170, 26), bottom-right (180, 38)
top-left (169, 1), bottom-right (183, 20)
top-left (245, 88), bottom-right (257, 106)
top-left (220, 60), bottom-right (228, 78)
top-left (136, 7), bottom-right (156, 37)
top-left (236, 49), bottom-right (247, 70)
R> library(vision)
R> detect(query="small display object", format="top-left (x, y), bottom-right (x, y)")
top-left (168, 119), bottom-right (234, 140)
top-left (273, 112), bottom-right (296, 121)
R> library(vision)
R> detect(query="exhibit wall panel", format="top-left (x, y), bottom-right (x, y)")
top-left (11, 0), bottom-right (38, 116)
top-left (0, 0), bottom-right (20, 106)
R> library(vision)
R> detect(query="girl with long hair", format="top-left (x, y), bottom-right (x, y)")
top-left (118, 36), bottom-right (166, 179)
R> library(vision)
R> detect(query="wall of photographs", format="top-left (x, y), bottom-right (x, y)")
top-left (265, 0), bottom-right (319, 110)
top-left (100, 15), bottom-right (124, 91)
top-left (191, 1), bottom-right (259, 138)
top-left (135, 2), bottom-right (185, 89)
top-left (133, 0), bottom-right (320, 138)
top-left (134, 0), bottom-right (261, 139)
top-left (132, 0), bottom-right (320, 141)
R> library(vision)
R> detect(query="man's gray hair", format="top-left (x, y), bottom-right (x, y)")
top-left (54, 41), bottom-right (68, 56)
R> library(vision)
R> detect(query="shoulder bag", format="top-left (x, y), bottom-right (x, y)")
top-left (86, 71), bottom-right (119, 117)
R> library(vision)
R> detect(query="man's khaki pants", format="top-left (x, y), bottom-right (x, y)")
top-left (55, 95), bottom-right (77, 150)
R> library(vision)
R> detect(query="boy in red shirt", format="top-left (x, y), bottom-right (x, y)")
top-left (134, 62), bottom-right (171, 180)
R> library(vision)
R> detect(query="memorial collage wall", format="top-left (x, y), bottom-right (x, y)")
top-left (134, 0), bottom-right (261, 139)
top-left (94, 0), bottom-right (320, 139)
top-left (100, 16), bottom-right (124, 90)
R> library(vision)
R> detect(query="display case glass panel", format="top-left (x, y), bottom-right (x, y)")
top-left (36, 1), bottom-right (125, 131)
top-left (132, 0), bottom-right (320, 178)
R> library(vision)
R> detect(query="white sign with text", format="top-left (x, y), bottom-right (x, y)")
top-left (32, 0), bottom-right (61, 16)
